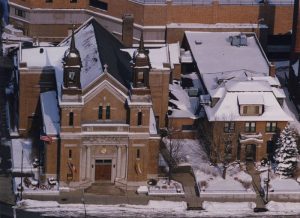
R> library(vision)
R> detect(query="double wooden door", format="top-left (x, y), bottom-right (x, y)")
top-left (95, 159), bottom-right (112, 181)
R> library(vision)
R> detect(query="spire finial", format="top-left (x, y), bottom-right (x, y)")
top-left (139, 32), bottom-right (144, 51)
top-left (70, 25), bottom-right (76, 51)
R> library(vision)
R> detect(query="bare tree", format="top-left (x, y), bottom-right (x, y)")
top-left (161, 127), bottom-right (184, 181)
top-left (210, 114), bottom-right (236, 179)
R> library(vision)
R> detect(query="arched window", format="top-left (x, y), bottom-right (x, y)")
top-left (137, 111), bottom-right (142, 126)
top-left (106, 105), bottom-right (110, 119)
top-left (98, 105), bottom-right (103, 119)
top-left (69, 112), bottom-right (74, 126)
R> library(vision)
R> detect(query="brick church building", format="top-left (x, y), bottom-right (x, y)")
top-left (17, 18), bottom-right (171, 188)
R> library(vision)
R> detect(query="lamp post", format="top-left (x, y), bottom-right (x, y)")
top-left (81, 188), bottom-right (87, 218)
top-left (19, 148), bottom-right (24, 201)
top-left (264, 160), bottom-right (270, 203)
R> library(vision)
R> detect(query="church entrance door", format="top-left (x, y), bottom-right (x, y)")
top-left (95, 159), bottom-right (112, 181)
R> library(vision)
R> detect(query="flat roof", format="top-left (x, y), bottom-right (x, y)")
top-left (185, 31), bottom-right (269, 75)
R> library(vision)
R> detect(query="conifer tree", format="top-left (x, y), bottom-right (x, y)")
top-left (274, 125), bottom-right (298, 178)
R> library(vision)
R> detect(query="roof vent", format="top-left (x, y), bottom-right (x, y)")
top-left (195, 40), bottom-right (202, 45)
top-left (39, 48), bottom-right (44, 54)
top-left (229, 34), bottom-right (248, 47)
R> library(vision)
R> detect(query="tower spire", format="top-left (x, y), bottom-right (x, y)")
top-left (138, 32), bottom-right (145, 52)
top-left (70, 26), bottom-right (76, 52)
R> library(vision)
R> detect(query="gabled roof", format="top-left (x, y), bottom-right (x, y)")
top-left (204, 92), bottom-right (292, 122)
top-left (60, 17), bottom-right (132, 89)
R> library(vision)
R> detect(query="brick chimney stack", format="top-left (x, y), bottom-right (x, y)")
top-left (122, 13), bottom-right (134, 47)
top-left (269, 63), bottom-right (276, 77)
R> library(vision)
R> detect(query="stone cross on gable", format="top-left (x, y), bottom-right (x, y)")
top-left (104, 64), bottom-right (108, 73)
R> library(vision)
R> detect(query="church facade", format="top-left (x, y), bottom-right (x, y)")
top-left (18, 19), bottom-right (165, 188)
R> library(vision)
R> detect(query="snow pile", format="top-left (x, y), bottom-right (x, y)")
top-left (148, 179), bottom-right (184, 196)
top-left (147, 200), bottom-right (187, 211)
top-left (267, 201), bottom-right (300, 214)
top-left (202, 201), bottom-right (255, 213)
top-left (18, 200), bottom-right (59, 209)
top-left (18, 200), bottom-right (189, 217)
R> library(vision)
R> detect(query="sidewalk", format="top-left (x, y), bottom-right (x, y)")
top-left (246, 162), bottom-right (266, 210)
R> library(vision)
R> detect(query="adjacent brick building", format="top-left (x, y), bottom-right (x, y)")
top-left (182, 31), bottom-right (292, 162)
top-left (9, 0), bottom-right (293, 44)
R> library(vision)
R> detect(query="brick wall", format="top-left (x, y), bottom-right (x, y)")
top-left (211, 120), bottom-right (288, 162)
top-left (9, 0), bottom-right (293, 43)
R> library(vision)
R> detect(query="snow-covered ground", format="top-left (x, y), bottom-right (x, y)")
top-left (17, 199), bottom-right (300, 217)
top-left (11, 139), bottom-right (59, 196)
top-left (258, 164), bottom-right (300, 193)
top-left (11, 139), bottom-right (36, 173)
top-left (164, 138), bottom-right (253, 193)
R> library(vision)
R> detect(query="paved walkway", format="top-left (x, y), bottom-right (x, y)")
top-left (172, 168), bottom-right (202, 209)
top-left (246, 162), bottom-right (266, 210)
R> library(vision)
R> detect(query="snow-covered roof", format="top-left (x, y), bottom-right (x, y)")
top-left (21, 46), bottom-right (68, 68)
top-left (225, 80), bottom-right (271, 92)
top-left (123, 42), bottom-right (180, 70)
top-left (292, 60), bottom-right (299, 76)
top-left (201, 69), bottom-right (291, 121)
top-left (202, 70), bottom-right (279, 98)
top-left (205, 91), bottom-right (292, 122)
top-left (40, 91), bottom-right (60, 135)
top-left (149, 108), bottom-right (158, 135)
top-left (238, 93), bottom-right (263, 105)
top-left (11, 139), bottom-right (36, 173)
top-left (59, 23), bottom-right (102, 89)
top-left (168, 82), bottom-right (198, 119)
top-left (168, 23), bottom-right (268, 29)
top-left (185, 31), bottom-right (269, 75)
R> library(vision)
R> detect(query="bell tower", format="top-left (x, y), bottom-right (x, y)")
top-left (132, 33), bottom-right (151, 89)
top-left (62, 29), bottom-right (82, 101)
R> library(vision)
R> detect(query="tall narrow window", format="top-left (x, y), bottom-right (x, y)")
top-left (137, 112), bottom-right (142, 126)
top-left (136, 149), bottom-right (140, 159)
top-left (266, 122), bottom-right (277, 132)
top-left (224, 122), bottom-right (235, 133)
top-left (245, 122), bottom-right (256, 132)
top-left (98, 105), bottom-right (103, 119)
top-left (69, 112), bottom-right (74, 126)
top-left (68, 149), bottom-right (72, 159)
top-left (106, 105), bottom-right (110, 119)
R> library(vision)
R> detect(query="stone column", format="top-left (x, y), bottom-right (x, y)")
top-left (86, 146), bottom-right (91, 179)
top-left (80, 147), bottom-right (85, 181)
top-left (116, 145), bottom-right (122, 178)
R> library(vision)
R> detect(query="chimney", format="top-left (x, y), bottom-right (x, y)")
top-left (269, 63), bottom-right (276, 77)
top-left (122, 13), bottom-right (134, 47)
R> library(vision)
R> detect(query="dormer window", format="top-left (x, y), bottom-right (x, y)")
top-left (241, 105), bottom-right (262, 116)
top-left (238, 94), bottom-right (264, 116)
